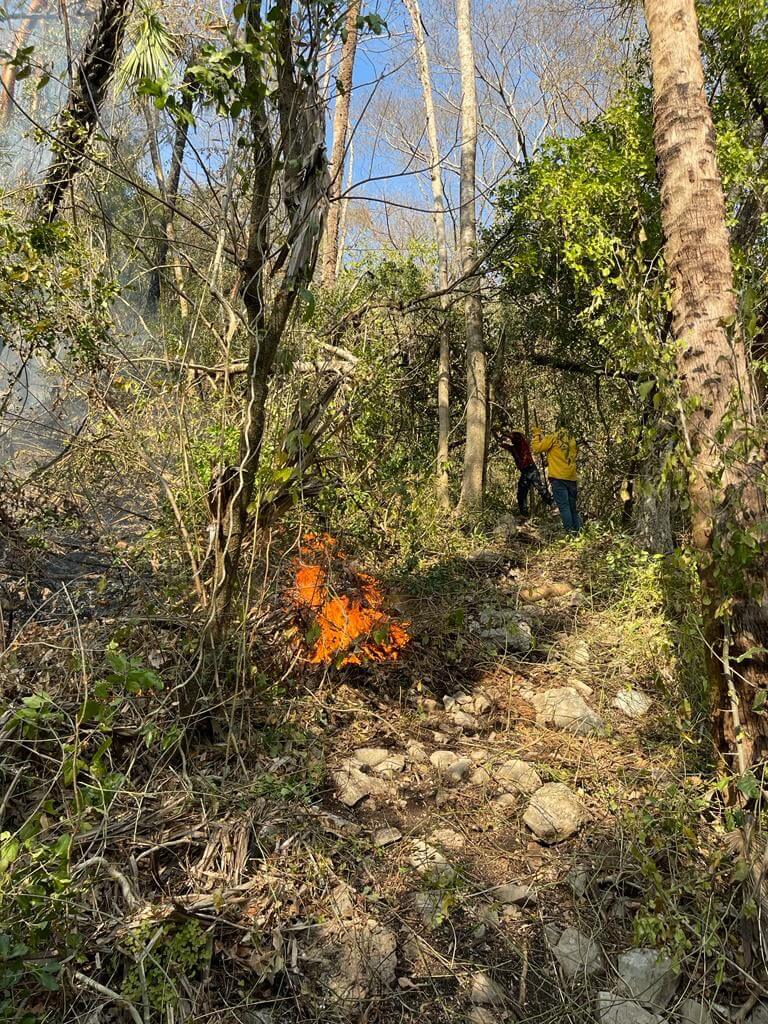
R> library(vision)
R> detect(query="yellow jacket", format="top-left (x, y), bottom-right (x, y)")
top-left (533, 427), bottom-right (578, 481)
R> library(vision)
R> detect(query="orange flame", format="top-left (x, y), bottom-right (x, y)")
top-left (292, 534), bottom-right (409, 666)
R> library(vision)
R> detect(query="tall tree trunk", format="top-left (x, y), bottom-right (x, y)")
top-left (403, 0), bottom-right (451, 507)
top-left (645, 0), bottom-right (768, 772)
top-left (144, 75), bottom-right (193, 318)
top-left (0, 0), bottom-right (48, 128)
top-left (209, 0), bottom-right (329, 637)
top-left (322, 0), bottom-right (360, 288)
top-left (455, 0), bottom-right (485, 512)
top-left (36, 0), bottom-right (132, 222)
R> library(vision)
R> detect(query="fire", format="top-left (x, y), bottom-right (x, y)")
top-left (292, 534), bottom-right (409, 666)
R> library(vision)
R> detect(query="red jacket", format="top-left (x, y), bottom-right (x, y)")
top-left (502, 432), bottom-right (534, 472)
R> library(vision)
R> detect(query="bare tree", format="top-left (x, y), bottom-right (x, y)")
top-left (645, 0), bottom-right (768, 771)
top-left (0, 0), bottom-right (48, 128)
top-left (455, 0), bottom-right (486, 511)
top-left (209, 0), bottom-right (329, 635)
top-left (322, 0), bottom-right (360, 288)
top-left (145, 67), bottom-right (195, 317)
top-left (403, 0), bottom-right (451, 507)
top-left (36, 0), bottom-right (132, 222)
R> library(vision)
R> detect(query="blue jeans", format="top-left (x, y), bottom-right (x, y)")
top-left (517, 465), bottom-right (551, 516)
top-left (550, 478), bottom-right (581, 533)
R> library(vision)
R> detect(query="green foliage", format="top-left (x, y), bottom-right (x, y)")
top-left (121, 918), bottom-right (211, 1012)
top-left (620, 782), bottom-right (732, 974)
top-left (0, 213), bottom-right (114, 365)
top-left (117, 3), bottom-right (179, 95)
top-left (0, 828), bottom-right (74, 1021)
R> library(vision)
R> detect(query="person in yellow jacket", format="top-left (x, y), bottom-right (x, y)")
top-left (532, 420), bottom-right (582, 534)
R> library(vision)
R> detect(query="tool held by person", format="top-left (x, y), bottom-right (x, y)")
top-left (497, 423), bottom-right (552, 519)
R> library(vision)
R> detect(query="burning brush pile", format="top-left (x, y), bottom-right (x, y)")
top-left (291, 533), bottom-right (409, 667)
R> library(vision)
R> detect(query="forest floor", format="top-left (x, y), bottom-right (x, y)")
top-left (0, 483), bottom-right (750, 1024)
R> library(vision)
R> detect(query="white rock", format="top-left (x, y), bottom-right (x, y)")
top-left (373, 827), bottom-right (402, 848)
top-left (429, 827), bottom-right (465, 852)
top-left (472, 693), bottom-right (493, 714)
top-left (409, 840), bottom-right (456, 883)
top-left (352, 747), bottom-right (391, 768)
top-left (469, 1008), bottom-right (500, 1024)
top-left (493, 793), bottom-right (518, 811)
top-left (616, 948), bottom-right (678, 1009)
top-left (532, 688), bottom-right (604, 735)
top-left (565, 641), bottom-right (590, 667)
top-left (329, 882), bottom-right (356, 919)
top-left (523, 783), bottom-right (586, 843)
top-left (553, 925), bottom-right (603, 979)
top-left (470, 766), bottom-right (493, 787)
top-left (413, 889), bottom-right (447, 928)
top-left (677, 998), bottom-right (712, 1024)
top-left (470, 971), bottom-right (507, 1007)
top-left (329, 919), bottom-right (397, 1003)
top-left (333, 766), bottom-right (388, 807)
top-left (495, 759), bottom-right (543, 795)
top-left (612, 688), bottom-right (653, 719)
top-left (406, 741), bottom-right (429, 763)
top-left (430, 750), bottom-right (472, 781)
top-left (451, 709), bottom-right (480, 730)
top-left (375, 753), bottom-right (406, 773)
top-left (491, 883), bottom-right (536, 906)
top-left (596, 991), bottom-right (662, 1024)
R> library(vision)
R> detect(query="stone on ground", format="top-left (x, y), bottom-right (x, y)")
top-left (329, 918), bottom-right (397, 1004)
top-left (373, 826), bottom-right (402, 848)
top-left (596, 991), bottom-right (662, 1024)
top-left (677, 998), bottom-right (713, 1024)
top-left (429, 750), bottom-right (473, 781)
top-left (491, 883), bottom-right (536, 906)
top-left (352, 747), bottom-right (390, 768)
top-left (409, 840), bottom-right (456, 884)
top-left (469, 1008), bottom-right (500, 1024)
top-left (748, 1006), bottom-right (768, 1024)
top-left (450, 709), bottom-right (480, 730)
top-left (333, 766), bottom-right (389, 807)
top-left (531, 687), bottom-right (604, 735)
top-left (612, 687), bottom-right (653, 718)
top-left (470, 765), bottom-right (493, 786)
top-left (429, 827), bottom-right (465, 852)
top-left (552, 925), bottom-right (603, 979)
top-left (523, 782), bottom-right (586, 842)
top-left (413, 890), bottom-right (446, 928)
top-left (495, 758), bottom-right (542, 795)
top-left (470, 971), bottom-right (507, 1007)
top-left (616, 948), bottom-right (678, 1009)
top-left (520, 581), bottom-right (574, 603)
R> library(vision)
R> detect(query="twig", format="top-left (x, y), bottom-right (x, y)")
top-left (72, 971), bottom-right (145, 1024)
top-left (74, 856), bottom-right (139, 910)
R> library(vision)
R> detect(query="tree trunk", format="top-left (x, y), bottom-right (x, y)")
top-left (403, 0), bottom-right (451, 507)
top-left (645, 0), bottom-right (768, 772)
top-left (455, 0), bottom-right (486, 512)
top-left (36, 0), bottom-right (132, 222)
top-left (208, 0), bottom-right (329, 637)
top-left (322, 0), bottom-right (360, 289)
top-left (145, 73), bottom-right (194, 317)
top-left (0, 0), bottom-right (48, 129)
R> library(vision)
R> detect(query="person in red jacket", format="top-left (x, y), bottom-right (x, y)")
top-left (499, 430), bottom-right (552, 518)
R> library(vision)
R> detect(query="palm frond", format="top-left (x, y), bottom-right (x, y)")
top-left (116, 4), bottom-right (178, 96)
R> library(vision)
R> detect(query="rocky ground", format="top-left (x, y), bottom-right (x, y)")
top-left (0, 499), bottom-right (757, 1023)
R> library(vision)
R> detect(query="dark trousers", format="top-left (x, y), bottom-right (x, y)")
top-left (517, 465), bottom-right (551, 516)
top-left (550, 478), bottom-right (581, 533)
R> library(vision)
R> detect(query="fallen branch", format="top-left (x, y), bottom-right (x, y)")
top-left (72, 971), bottom-right (145, 1024)
top-left (74, 855), bottom-right (139, 910)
